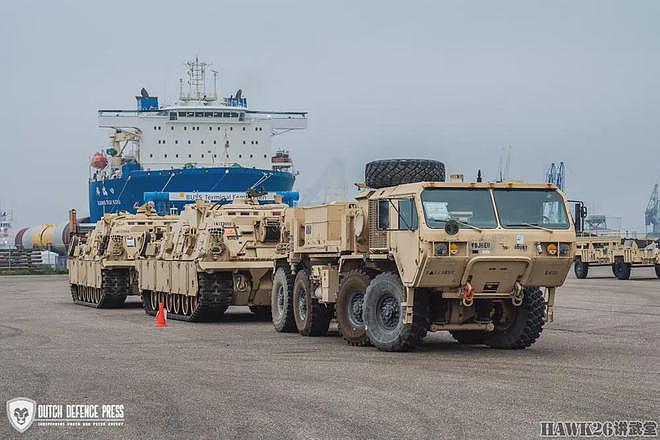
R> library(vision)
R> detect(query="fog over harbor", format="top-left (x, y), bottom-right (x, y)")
top-left (1, 0), bottom-right (658, 232)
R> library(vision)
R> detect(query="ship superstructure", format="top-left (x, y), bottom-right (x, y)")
top-left (89, 58), bottom-right (306, 221)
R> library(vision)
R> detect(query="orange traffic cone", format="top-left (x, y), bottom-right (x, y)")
top-left (155, 302), bottom-right (167, 327)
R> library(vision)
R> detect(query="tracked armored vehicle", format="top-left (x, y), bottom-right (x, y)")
top-left (272, 159), bottom-right (576, 352)
top-left (68, 204), bottom-right (178, 308)
top-left (574, 236), bottom-right (660, 280)
top-left (138, 197), bottom-right (287, 322)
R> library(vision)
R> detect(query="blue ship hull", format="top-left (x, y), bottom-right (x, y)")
top-left (89, 165), bottom-right (295, 221)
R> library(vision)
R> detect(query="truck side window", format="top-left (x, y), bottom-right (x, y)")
top-left (378, 200), bottom-right (389, 229)
top-left (398, 199), bottom-right (418, 230)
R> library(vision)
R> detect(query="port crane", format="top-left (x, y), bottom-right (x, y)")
top-left (645, 180), bottom-right (659, 237)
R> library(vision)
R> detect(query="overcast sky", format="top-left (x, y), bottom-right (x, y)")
top-left (1, 0), bottom-right (658, 232)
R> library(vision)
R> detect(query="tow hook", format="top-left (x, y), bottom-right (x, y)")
top-left (462, 282), bottom-right (474, 307)
top-left (512, 282), bottom-right (524, 307)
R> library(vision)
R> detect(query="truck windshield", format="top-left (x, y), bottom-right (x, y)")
top-left (493, 189), bottom-right (569, 229)
top-left (421, 189), bottom-right (497, 229)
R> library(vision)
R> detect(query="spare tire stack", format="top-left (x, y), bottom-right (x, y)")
top-left (364, 159), bottom-right (446, 189)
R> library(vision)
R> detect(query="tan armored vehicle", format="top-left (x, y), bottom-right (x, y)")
top-left (574, 236), bottom-right (659, 280)
top-left (271, 159), bottom-right (576, 352)
top-left (137, 197), bottom-right (287, 322)
top-left (68, 204), bottom-right (177, 307)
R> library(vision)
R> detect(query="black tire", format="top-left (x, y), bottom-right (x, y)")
top-left (271, 265), bottom-right (297, 332)
top-left (482, 288), bottom-right (544, 349)
top-left (249, 305), bottom-right (272, 321)
top-left (574, 259), bottom-right (588, 279)
top-left (364, 159), bottom-right (445, 189)
top-left (611, 264), bottom-right (618, 277)
top-left (336, 269), bottom-right (371, 346)
top-left (655, 264), bottom-right (660, 279)
top-left (363, 272), bottom-right (428, 352)
top-left (613, 259), bottom-right (631, 280)
top-left (292, 268), bottom-right (331, 336)
top-left (450, 330), bottom-right (485, 345)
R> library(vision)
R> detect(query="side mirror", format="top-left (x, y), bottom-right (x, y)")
top-left (445, 220), bottom-right (459, 235)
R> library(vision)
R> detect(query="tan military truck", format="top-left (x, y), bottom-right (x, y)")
top-left (271, 159), bottom-right (576, 352)
top-left (137, 197), bottom-right (287, 322)
top-left (68, 204), bottom-right (177, 308)
top-left (574, 235), bottom-right (659, 280)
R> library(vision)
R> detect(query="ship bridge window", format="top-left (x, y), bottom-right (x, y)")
top-left (178, 112), bottom-right (186, 117)
top-left (239, 113), bottom-right (245, 121)
top-left (169, 112), bottom-right (177, 121)
top-left (186, 112), bottom-right (194, 117)
top-left (205, 112), bottom-right (213, 117)
top-left (195, 112), bottom-right (203, 117)
top-left (232, 112), bottom-right (239, 118)
top-left (213, 112), bottom-right (221, 117)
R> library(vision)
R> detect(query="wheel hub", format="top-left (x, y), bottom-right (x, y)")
top-left (377, 295), bottom-right (399, 330)
top-left (348, 291), bottom-right (365, 326)
top-left (298, 291), bottom-right (307, 321)
top-left (276, 286), bottom-right (285, 315)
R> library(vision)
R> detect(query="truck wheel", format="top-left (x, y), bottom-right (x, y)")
top-left (614, 259), bottom-right (631, 280)
top-left (293, 269), bottom-right (331, 336)
top-left (655, 264), bottom-right (660, 279)
top-left (482, 288), bottom-right (544, 349)
top-left (573, 259), bottom-right (588, 279)
top-left (271, 266), bottom-right (297, 332)
top-left (364, 159), bottom-right (445, 189)
top-left (249, 305), bottom-right (272, 321)
top-left (336, 269), bottom-right (371, 346)
top-left (450, 331), bottom-right (485, 345)
top-left (363, 272), bottom-right (428, 352)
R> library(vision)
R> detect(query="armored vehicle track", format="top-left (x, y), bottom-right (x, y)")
top-left (70, 269), bottom-right (129, 308)
top-left (142, 273), bottom-right (233, 322)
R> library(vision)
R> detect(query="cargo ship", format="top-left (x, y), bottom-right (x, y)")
top-left (89, 57), bottom-right (307, 221)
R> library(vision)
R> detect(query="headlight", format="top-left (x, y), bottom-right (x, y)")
top-left (558, 243), bottom-right (570, 256)
top-left (449, 243), bottom-right (459, 255)
top-left (435, 243), bottom-right (448, 256)
top-left (546, 243), bottom-right (558, 255)
top-left (536, 243), bottom-right (543, 255)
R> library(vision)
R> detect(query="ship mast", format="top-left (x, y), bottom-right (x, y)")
top-left (179, 57), bottom-right (217, 103)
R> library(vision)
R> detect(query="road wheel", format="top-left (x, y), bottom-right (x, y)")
top-left (293, 268), bottom-right (331, 336)
top-left (364, 159), bottom-right (445, 189)
top-left (271, 265), bottom-right (297, 332)
top-left (656, 264), bottom-right (660, 279)
top-left (363, 272), bottom-right (428, 352)
top-left (613, 259), bottom-right (631, 280)
top-left (482, 288), bottom-right (544, 349)
top-left (450, 330), bottom-right (485, 345)
top-left (574, 259), bottom-right (588, 279)
top-left (249, 305), bottom-right (272, 320)
top-left (336, 269), bottom-right (371, 346)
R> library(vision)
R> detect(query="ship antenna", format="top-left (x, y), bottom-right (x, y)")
top-left (211, 70), bottom-right (218, 101)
